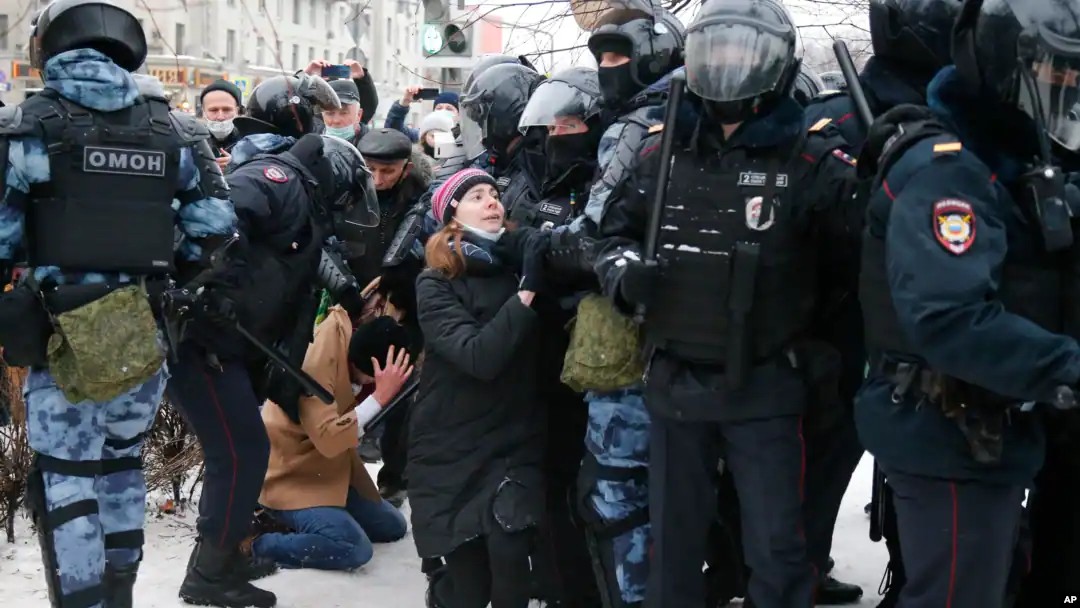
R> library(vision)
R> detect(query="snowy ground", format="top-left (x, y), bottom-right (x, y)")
top-left (1, 458), bottom-right (887, 607)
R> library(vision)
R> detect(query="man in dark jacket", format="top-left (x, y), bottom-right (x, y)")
top-left (200, 78), bottom-right (243, 167)
top-left (355, 127), bottom-right (433, 503)
top-left (594, 2), bottom-right (860, 606)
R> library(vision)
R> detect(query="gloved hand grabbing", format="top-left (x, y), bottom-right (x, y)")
top-left (519, 230), bottom-right (551, 293)
top-left (618, 258), bottom-right (660, 308)
top-left (198, 287), bottom-right (237, 328)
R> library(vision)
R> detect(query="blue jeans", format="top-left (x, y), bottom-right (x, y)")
top-left (253, 488), bottom-right (407, 570)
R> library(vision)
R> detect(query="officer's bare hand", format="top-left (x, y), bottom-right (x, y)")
top-left (401, 86), bottom-right (421, 105)
top-left (344, 59), bottom-right (365, 79)
top-left (372, 345), bottom-right (413, 405)
top-left (215, 150), bottom-right (231, 172)
top-left (304, 59), bottom-right (330, 76)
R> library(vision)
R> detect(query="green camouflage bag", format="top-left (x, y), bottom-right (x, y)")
top-left (47, 285), bottom-right (164, 403)
top-left (561, 294), bottom-right (644, 393)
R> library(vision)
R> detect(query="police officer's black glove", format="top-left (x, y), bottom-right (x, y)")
top-left (519, 230), bottom-right (551, 293)
top-left (198, 287), bottom-right (237, 328)
top-left (618, 259), bottom-right (660, 309)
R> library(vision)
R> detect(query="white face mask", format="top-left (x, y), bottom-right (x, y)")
top-left (460, 222), bottom-right (506, 242)
top-left (206, 118), bottom-right (234, 139)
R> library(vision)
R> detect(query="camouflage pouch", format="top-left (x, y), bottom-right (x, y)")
top-left (47, 285), bottom-right (164, 404)
top-left (561, 294), bottom-right (644, 393)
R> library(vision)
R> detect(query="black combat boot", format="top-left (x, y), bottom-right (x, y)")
top-left (179, 540), bottom-right (276, 608)
top-left (103, 561), bottom-right (139, 608)
top-left (816, 573), bottom-right (864, 605)
top-left (425, 564), bottom-right (449, 608)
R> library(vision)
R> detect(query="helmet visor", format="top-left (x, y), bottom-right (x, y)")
top-left (334, 163), bottom-right (379, 231)
top-left (460, 100), bottom-right (490, 159)
top-left (1018, 47), bottom-right (1080, 151)
top-left (518, 80), bottom-right (599, 134)
top-left (685, 21), bottom-right (792, 102)
top-left (298, 73), bottom-right (342, 111)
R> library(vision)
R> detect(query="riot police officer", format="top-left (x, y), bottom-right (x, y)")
top-left (0, 1), bottom-right (237, 606)
top-left (510, 65), bottom-right (609, 607)
top-left (226, 73), bottom-right (342, 171)
top-left (801, 3), bottom-right (962, 605)
top-left (593, 1), bottom-right (860, 606)
top-left (859, 0), bottom-right (1080, 605)
top-left (792, 65), bottom-right (826, 107)
top-left (565, 9), bottom-right (685, 608)
top-left (165, 73), bottom-right (351, 608)
top-left (859, 0), bottom-right (1080, 603)
top-left (459, 63), bottom-right (546, 225)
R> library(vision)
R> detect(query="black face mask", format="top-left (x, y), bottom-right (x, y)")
top-left (599, 64), bottom-right (638, 108)
top-left (546, 132), bottom-right (598, 187)
top-left (702, 99), bottom-right (759, 125)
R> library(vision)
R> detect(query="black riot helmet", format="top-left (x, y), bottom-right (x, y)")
top-left (519, 66), bottom-right (605, 187)
top-left (463, 53), bottom-right (538, 94)
top-left (460, 63), bottom-right (545, 159)
top-left (588, 10), bottom-right (685, 107)
top-left (234, 74), bottom-right (341, 139)
top-left (791, 64), bottom-right (825, 106)
top-left (954, 0), bottom-right (1080, 151)
top-left (30, 0), bottom-right (147, 72)
top-left (685, 0), bottom-right (801, 124)
top-left (869, 0), bottom-right (962, 82)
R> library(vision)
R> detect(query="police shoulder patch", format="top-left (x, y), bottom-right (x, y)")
top-left (831, 149), bottom-right (857, 167)
top-left (648, 124), bottom-right (664, 134)
top-left (263, 166), bottom-right (288, 183)
top-left (809, 118), bottom-right (832, 132)
top-left (933, 141), bottom-right (963, 155)
top-left (933, 198), bottom-right (976, 255)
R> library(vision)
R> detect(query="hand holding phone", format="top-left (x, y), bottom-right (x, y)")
top-left (321, 64), bottom-right (352, 80)
top-left (416, 88), bottom-right (440, 100)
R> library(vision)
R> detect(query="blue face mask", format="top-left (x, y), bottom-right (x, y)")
top-left (325, 124), bottom-right (356, 141)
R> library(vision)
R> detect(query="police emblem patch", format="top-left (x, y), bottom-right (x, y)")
top-left (263, 166), bottom-right (288, 183)
top-left (933, 199), bottom-right (975, 255)
top-left (745, 196), bottom-right (776, 231)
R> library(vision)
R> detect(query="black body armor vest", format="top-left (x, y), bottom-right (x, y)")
top-left (22, 89), bottom-right (180, 274)
top-left (645, 130), bottom-right (836, 366)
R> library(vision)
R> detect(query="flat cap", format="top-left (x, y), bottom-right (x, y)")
top-left (329, 79), bottom-right (360, 104)
top-left (358, 127), bottom-right (413, 161)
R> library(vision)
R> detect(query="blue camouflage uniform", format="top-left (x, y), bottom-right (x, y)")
top-left (575, 70), bottom-right (683, 607)
top-left (0, 49), bottom-right (235, 608)
top-left (856, 65), bottom-right (1080, 606)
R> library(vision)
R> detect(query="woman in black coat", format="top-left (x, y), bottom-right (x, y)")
top-left (408, 168), bottom-right (549, 608)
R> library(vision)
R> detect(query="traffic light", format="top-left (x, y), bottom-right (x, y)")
top-left (422, 22), bottom-right (472, 57)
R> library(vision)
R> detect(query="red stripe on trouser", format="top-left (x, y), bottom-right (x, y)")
top-left (946, 482), bottom-right (959, 608)
top-left (199, 367), bottom-right (239, 548)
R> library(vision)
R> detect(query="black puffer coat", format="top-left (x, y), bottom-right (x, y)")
top-left (407, 242), bottom-right (545, 558)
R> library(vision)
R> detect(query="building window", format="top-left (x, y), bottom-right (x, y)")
top-left (256, 37), bottom-right (265, 65)
top-left (277, 0), bottom-right (283, 18)
top-left (259, 0), bottom-right (266, 11)
top-left (338, 52), bottom-right (344, 64)
top-left (324, 2), bottom-right (330, 29)
top-left (174, 23), bottom-right (185, 55)
top-left (275, 41), bottom-right (282, 65)
top-left (309, 0), bottom-right (316, 28)
top-left (292, 44), bottom-right (299, 70)
top-left (0, 15), bottom-right (8, 50)
top-left (227, 0), bottom-right (236, 6)
top-left (323, 49), bottom-right (329, 62)
top-left (309, 47), bottom-right (315, 63)
top-left (293, 0), bottom-right (301, 24)
top-left (226, 29), bottom-right (237, 63)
